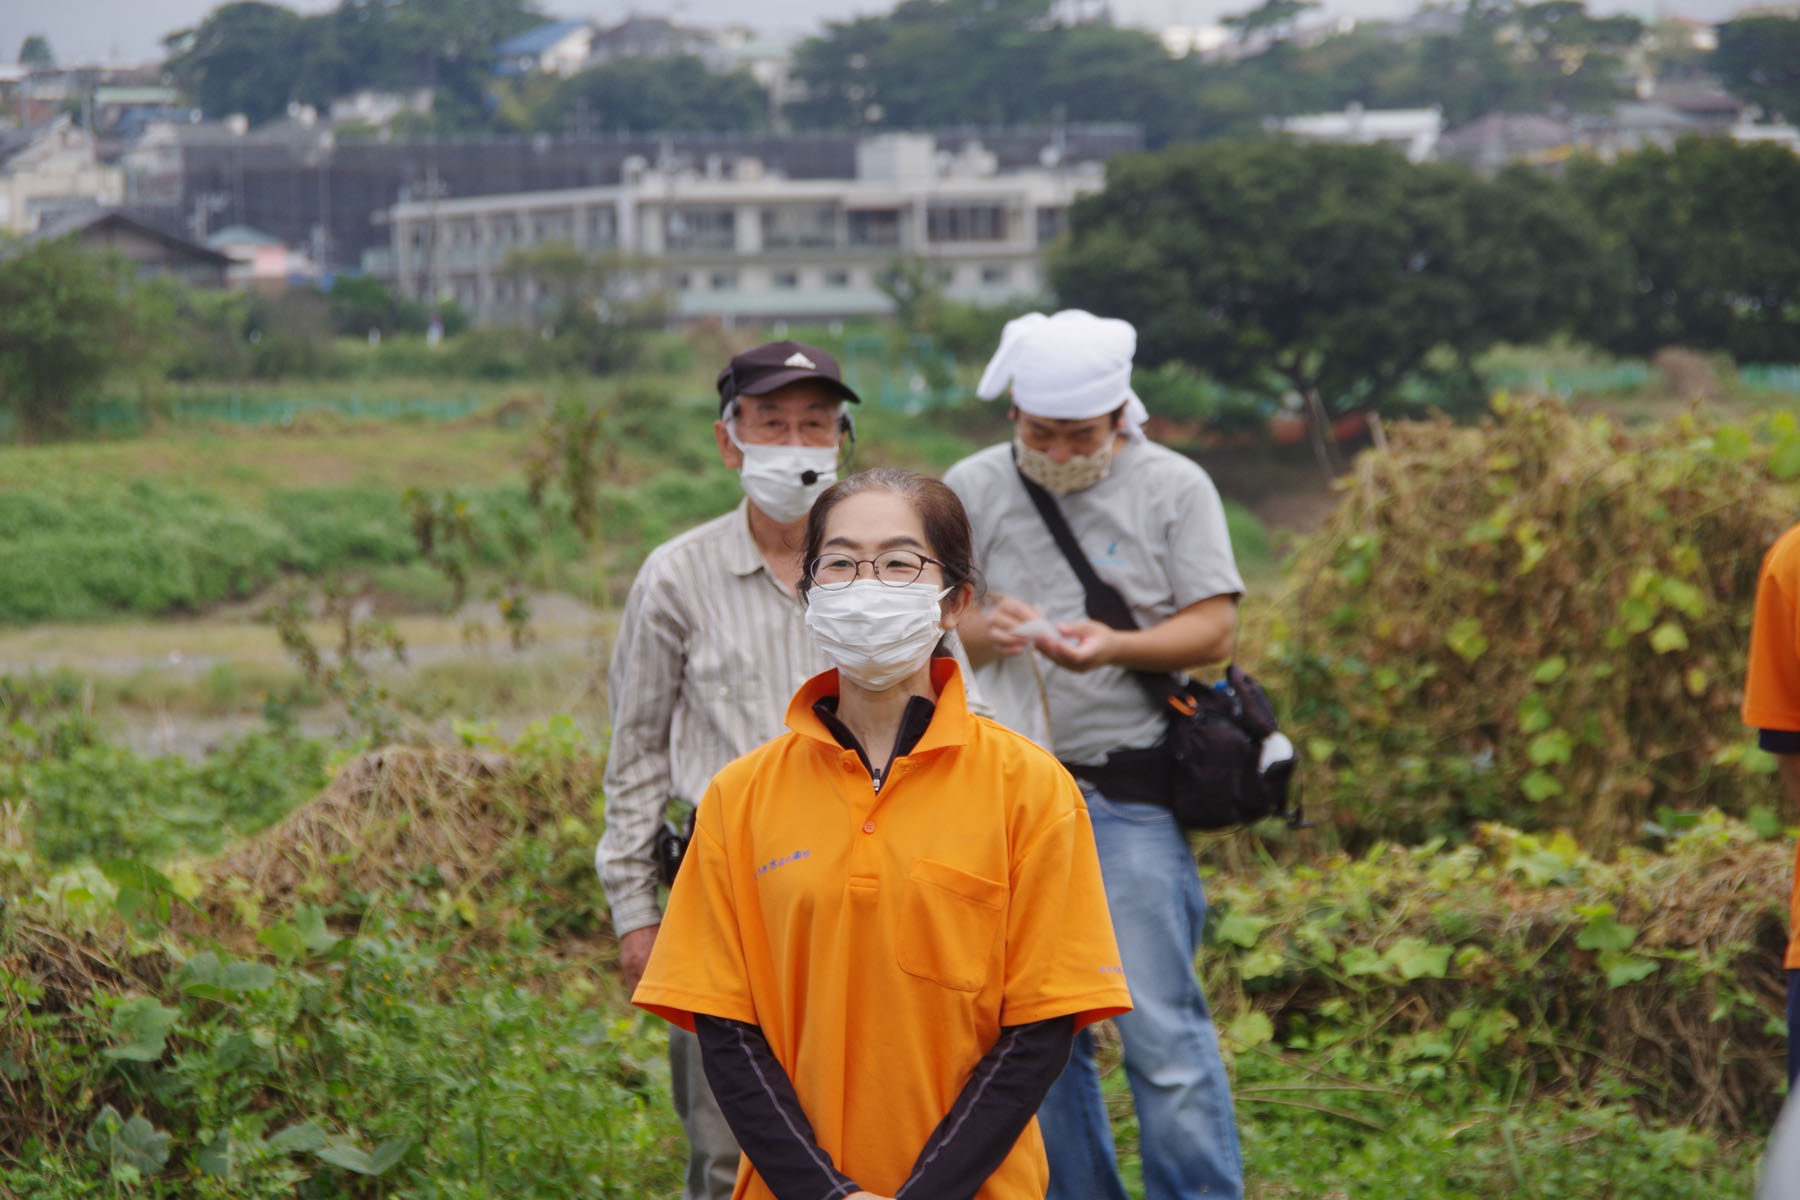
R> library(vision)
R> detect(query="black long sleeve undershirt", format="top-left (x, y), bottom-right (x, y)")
top-left (694, 1013), bottom-right (1075, 1200)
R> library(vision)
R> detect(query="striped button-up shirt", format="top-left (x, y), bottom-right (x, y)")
top-left (596, 500), bottom-right (988, 939)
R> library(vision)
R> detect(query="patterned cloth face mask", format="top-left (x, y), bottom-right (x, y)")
top-left (1014, 435), bottom-right (1116, 496)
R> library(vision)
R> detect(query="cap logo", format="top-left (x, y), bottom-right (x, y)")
top-left (784, 352), bottom-right (817, 369)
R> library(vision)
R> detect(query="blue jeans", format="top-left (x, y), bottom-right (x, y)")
top-left (1788, 969), bottom-right (1799, 1090)
top-left (1039, 782), bottom-right (1244, 1200)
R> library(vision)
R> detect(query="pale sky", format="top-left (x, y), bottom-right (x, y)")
top-left (2, 0), bottom-right (1756, 70)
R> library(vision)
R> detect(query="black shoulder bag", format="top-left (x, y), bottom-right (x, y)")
top-left (1016, 468), bottom-right (1302, 831)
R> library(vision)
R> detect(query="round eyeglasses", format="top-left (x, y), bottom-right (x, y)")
top-left (807, 550), bottom-right (943, 590)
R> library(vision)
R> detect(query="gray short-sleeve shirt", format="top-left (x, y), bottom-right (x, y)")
top-left (944, 438), bottom-right (1244, 765)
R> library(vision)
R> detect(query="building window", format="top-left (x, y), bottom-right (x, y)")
top-left (824, 269), bottom-right (851, 288)
top-left (710, 270), bottom-right (739, 291)
top-left (772, 270), bottom-right (800, 289)
top-left (848, 209), bottom-right (902, 248)
top-left (672, 271), bottom-right (692, 291)
top-left (669, 206), bottom-right (736, 252)
top-left (763, 204), bottom-right (840, 249)
top-left (981, 264), bottom-right (1011, 286)
top-left (1035, 206), bottom-right (1066, 245)
top-left (927, 204), bottom-right (1006, 243)
top-left (588, 208), bottom-right (618, 247)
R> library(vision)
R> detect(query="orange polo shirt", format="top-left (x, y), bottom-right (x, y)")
top-left (1743, 521), bottom-right (1800, 970)
top-left (634, 658), bottom-right (1131, 1200)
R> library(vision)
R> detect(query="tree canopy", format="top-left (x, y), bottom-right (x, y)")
top-left (163, 0), bottom-right (544, 128)
top-left (1049, 140), bottom-right (1616, 432)
top-left (18, 35), bottom-right (55, 67)
top-left (783, 0), bottom-right (1647, 144)
top-left (533, 56), bottom-right (768, 135)
top-left (787, 0), bottom-right (1200, 144)
top-left (1713, 15), bottom-right (1800, 125)
top-left (0, 239), bottom-right (144, 441)
top-left (1566, 138), bottom-right (1800, 363)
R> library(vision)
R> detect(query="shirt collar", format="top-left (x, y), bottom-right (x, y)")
top-left (786, 657), bottom-right (974, 756)
top-left (723, 498), bottom-right (766, 578)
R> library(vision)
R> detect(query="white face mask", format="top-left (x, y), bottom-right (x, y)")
top-left (804, 579), bottom-right (951, 692)
top-left (730, 426), bottom-right (840, 524)
top-left (1014, 434), bottom-right (1116, 496)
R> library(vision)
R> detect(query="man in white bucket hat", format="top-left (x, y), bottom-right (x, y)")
top-left (945, 309), bottom-right (1246, 1200)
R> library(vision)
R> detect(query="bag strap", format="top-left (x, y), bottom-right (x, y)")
top-left (1014, 463), bottom-right (1186, 710)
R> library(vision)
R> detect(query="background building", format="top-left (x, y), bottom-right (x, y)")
top-left (374, 133), bottom-right (1106, 325)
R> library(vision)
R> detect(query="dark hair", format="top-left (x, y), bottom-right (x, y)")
top-left (799, 468), bottom-right (984, 611)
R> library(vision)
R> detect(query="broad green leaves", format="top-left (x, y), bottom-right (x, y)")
top-left (86, 1107), bottom-right (171, 1175)
top-left (103, 997), bottom-right (180, 1063)
top-left (316, 1136), bottom-right (413, 1176)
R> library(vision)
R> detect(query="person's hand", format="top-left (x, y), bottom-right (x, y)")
top-left (619, 923), bottom-right (661, 994)
top-left (1034, 618), bottom-right (1120, 673)
top-left (984, 596), bottom-right (1046, 657)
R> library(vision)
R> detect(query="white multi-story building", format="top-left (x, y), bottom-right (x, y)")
top-left (372, 133), bottom-right (1103, 326)
top-left (0, 116), bottom-right (126, 234)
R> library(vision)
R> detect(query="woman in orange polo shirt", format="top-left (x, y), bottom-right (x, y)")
top-left (634, 468), bottom-right (1131, 1200)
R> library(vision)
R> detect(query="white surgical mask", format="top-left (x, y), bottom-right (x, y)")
top-left (805, 579), bottom-right (951, 692)
top-left (1014, 435), bottom-right (1115, 496)
top-left (730, 427), bottom-right (840, 524)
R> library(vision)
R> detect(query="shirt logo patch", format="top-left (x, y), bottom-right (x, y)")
top-left (756, 848), bottom-right (812, 878)
top-left (784, 352), bottom-right (817, 369)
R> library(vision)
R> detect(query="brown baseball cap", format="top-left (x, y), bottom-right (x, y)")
top-left (716, 340), bottom-right (861, 413)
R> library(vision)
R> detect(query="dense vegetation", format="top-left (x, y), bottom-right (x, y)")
top-left (1264, 395), bottom-right (1800, 845)
top-left (2, 392), bottom-right (1791, 1196)
top-left (7, 135), bottom-right (1798, 447)
top-left (150, 0), bottom-right (1800, 140)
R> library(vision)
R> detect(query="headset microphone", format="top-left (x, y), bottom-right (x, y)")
top-left (800, 470), bottom-right (820, 486)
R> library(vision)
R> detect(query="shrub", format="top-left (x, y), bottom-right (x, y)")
top-left (1264, 395), bottom-right (1800, 845)
top-left (1205, 814), bottom-right (1789, 1132)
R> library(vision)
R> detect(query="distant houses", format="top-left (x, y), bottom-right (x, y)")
top-left (3, 5), bottom-right (1797, 330)
top-left (0, 116), bottom-right (124, 235)
top-left (27, 209), bottom-right (230, 287)
top-left (493, 15), bottom-right (740, 78)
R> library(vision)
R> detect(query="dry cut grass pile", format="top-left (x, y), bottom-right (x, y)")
top-left (194, 743), bottom-right (605, 935)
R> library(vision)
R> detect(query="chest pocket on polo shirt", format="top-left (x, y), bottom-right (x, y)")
top-left (895, 859), bottom-right (1007, 992)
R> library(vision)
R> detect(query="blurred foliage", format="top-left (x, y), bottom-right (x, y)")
top-left (0, 481), bottom-right (588, 624)
top-left (1566, 137), bottom-right (1800, 364)
top-left (1712, 14), bottom-right (1800, 125)
top-left (1, 671), bottom-right (326, 868)
top-left (1207, 813), bottom-right (1788, 1133)
top-left (528, 55), bottom-right (769, 134)
top-left (788, 0), bottom-right (1646, 143)
top-left (163, 0), bottom-right (542, 130)
top-left (1053, 140), bottom-right (1619, 438)
top-left (0, 239), bottom-right (144, 441)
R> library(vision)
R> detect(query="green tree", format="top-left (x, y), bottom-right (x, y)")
top-left (163, 0), bottom-right (542, 129)
top-left (0, 239), bottom-right (142, 441)
top-left (18, 35), bottom-right (54, 66)
top-left (163, 2), bottom-right (310, 125)
top-left (1049, 140), bottom-right (1612, 469)
top-left (535, 56), bottom-right (769, 134)
top-left (787, 0), bottom-right (1196, 144)
top-left (1566, 138), bottom-right (1800, 362)
top-left (498, 244), bottom-right (663, 374)
top-left (1714, 16), bottom-right (1800, 124)
top-left (1221, 0), bottom-right (1320, 41)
